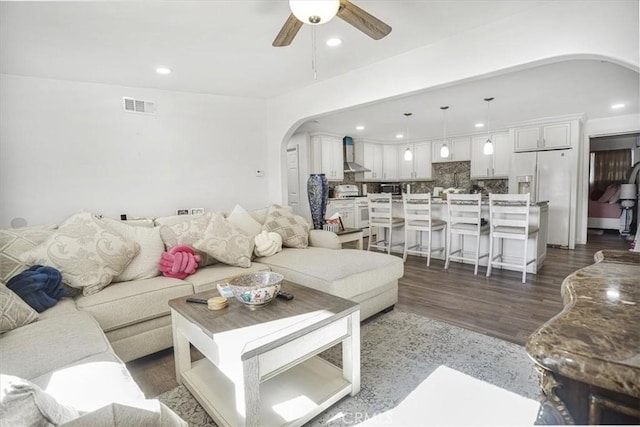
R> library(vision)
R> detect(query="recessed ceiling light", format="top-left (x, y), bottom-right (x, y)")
top-left (395, 133), bottom-right (404, 139)
top-left (326, 38), bottom-right (342, 47)
top-left (475, 123), bottom-right (485, 128)
top-left (356, 125), bottom-right (365, 130)
top-left (156, 67), bottom-right (171, 75)
top-left (611, 103), bottom-right (625, 110)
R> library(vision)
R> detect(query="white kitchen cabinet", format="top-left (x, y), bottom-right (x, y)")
top-left (326, 199), bottom-right (355, 228)
top-left (310, 133), bottom-right (344, 181)
top-left (398, 142), bottom-right (432, 180)
top-left (382, 145), bottom-right (398, 180)
top-left (513, 121), bottom-right (571, 152)
top-left (432, 137), bottom-right (471, 163)
top-left (470, 132), bottom-right (510, 178)
top-left (354, 141), bottom-right (383, 180)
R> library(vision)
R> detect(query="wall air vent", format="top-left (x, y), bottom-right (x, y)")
top-left (123, 97), bottom-right (156, 115)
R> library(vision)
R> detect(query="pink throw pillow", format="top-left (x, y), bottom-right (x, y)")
top-left (158, 245), bottom-right (201, 280)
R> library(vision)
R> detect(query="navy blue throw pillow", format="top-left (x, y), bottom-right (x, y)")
top-left (6, 265), bottom-right (66, 312)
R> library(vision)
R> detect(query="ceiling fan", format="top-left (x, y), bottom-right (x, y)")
top-left (273, 0), bottom-right (392, 47)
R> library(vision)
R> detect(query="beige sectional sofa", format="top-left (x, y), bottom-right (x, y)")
top-left (0, 206), bottom-right (403, 425)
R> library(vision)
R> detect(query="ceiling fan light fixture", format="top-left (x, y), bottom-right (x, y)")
top-left (289, 0), bottom-right (340, 25)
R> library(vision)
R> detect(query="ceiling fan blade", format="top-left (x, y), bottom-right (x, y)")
top-left (273, 14), bottom-right (303, 47)
top-left (337, 0), bottom-right (391, 40)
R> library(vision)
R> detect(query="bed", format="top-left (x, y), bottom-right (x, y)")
top-left (588, 184), bottom-right (623, 230)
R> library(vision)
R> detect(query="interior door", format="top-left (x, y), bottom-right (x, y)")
top-left (537, 149), bottom-right (571, 247)
top-left (286, 147), bottom-right (300, 213)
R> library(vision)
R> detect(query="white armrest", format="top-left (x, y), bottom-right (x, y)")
top-left (308, 230), bottom-right (341, 249)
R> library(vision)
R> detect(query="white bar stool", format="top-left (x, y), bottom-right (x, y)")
top-left (367, 193), bottom-right (404, 254)
top-left (402, 193), bottom-right (447, 266)
top-left (486, 193), bottom-right (539, 283)
top-left (444, 193), bottom-right (489, 275)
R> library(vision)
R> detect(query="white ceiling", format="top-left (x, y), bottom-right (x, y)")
top-left (1, 1), bottom-right (638, 140)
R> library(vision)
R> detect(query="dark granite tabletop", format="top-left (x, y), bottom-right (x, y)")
top-left (526, 250), bottom-right (640, 398)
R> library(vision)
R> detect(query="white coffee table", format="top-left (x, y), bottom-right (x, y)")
top-left (169, 281), bottom-right (360, 427)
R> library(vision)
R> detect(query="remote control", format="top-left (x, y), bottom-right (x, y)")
top-left (186, 298), bottom-right (208, 304)
top-left (277, 291), bottom-right (294, 300)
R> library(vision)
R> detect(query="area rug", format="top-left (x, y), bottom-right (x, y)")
top-left (157, 310), bottom-right (540, 426)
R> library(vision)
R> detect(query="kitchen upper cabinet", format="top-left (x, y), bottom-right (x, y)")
top-left (432, 137), bottom-right (471, 163)
top-left (354, 140), bottom-right (383, 180)
top-left (470, 132), bottom-right (510, 178)
top-left (310, 133), bottom-right (344, 181)
top-left (398, 142), bottom-right (432, 180)
top-left (382, 145), bottom-right (398, 180)
top-left (513, 121), bottom-right (572, 152)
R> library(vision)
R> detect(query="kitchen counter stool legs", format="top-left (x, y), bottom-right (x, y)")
top-left (444, 194), bottom-right (490, 275)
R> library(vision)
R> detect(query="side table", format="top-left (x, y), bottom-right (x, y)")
top-left (335, 228), bottom-right (364, 250)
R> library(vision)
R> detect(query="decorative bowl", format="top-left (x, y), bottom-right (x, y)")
top-left (228, 272), bottom-right (283, 309)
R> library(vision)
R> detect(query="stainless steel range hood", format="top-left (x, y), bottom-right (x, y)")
top-left (343, 136), bottom-right (370, 173)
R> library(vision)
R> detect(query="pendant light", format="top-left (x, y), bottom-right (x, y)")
top-left (403, 112), bottom-right (413, 161)
top-left (440, 106), bottom-right (450, 158)
top-left (483, 97), bottom-right (494, 155)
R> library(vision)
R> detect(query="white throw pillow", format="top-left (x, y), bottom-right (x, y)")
top-left (0, 375), bottom-right (79, 425)
top-left (193, 213), bottom-right (254, 268)
top-left (20, 212), bottom-right (139, 296)
top-left (0, 283), bottom-right (39, 333)
top-left (158, 212), bottom-right (217, 267)
top-left (262, 205), bottom-right (309, 249)
top-left (227, 205), bottom-right (263, 237)
top-left (0, 224), bottom-right (57, 284)
top-left (101, 219), bottom-right (164, 282)
top-left (254, 231), bottom-right (283, 257)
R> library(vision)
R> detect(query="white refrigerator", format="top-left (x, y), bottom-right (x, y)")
top-left (509, 149), bottom-right (572, 247)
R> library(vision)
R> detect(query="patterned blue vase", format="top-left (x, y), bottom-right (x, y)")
top-left (307, 173), bottom-right (328, 230)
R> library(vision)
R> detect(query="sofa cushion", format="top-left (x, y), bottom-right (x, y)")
top-left (63, 401), bottom-right (187, 427)
top-left (37, 297), bottom-right (78, 321)
top-left (0, 311), bottom-right (110, 381)
top-left (102, 218), bottom-right (164, 282)
top-left (20, 212), bottom-right (140, 296)
top-left (74, 276), bottom-right (193, 332)
top-left (187, 263), bottom-right (271, 293)
top-left (193, 213), bottom-right (254, 268)
top-left (0, 283), bottom-right (39, 333)
top-left (0, 224), bottom-right (57, 283)
top-left (262, 205), bottom-right (309, 249)
top-left (158, 212), bottom-right (217, 267)
top-left (255, 248), bottom-right (404, 299)
top-left (0, 374), bottom-right (79, 426)
top-left (31, 352), bottom-right (145, 414)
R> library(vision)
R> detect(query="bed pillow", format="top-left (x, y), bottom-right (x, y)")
top-left (193, 213), bottom-right (254, 268)
top-left (20, 212), bottom-right (139, 296)
top-left (0, 283), bottom-right (39, 333)
top-left (608, 186), bottom-right (622, 204)
top-left (597, 184), bottom-right (618, 203)
top-left (262, 205), bottom-right (309, 249)
top-left (101, 218), bottom-right (164, 282)
top-left (0, 224), bottom-right (57, 284)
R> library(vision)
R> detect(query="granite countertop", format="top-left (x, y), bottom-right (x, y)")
top-left (526, 250), bottom-right (640, 398)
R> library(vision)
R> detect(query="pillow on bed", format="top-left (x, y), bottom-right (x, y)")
top-left (597, 184), bottom-right (618, 203)
top-left (608, 186), bottom-right (622, 204)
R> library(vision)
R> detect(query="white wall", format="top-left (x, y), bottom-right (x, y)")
top-left (0, 74), bottom-right (269, 227)
top-left (264, 0), bottom-right (639, 247)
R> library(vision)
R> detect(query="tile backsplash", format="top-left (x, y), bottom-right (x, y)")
top-left (326, 162), bottom-right (508, 196)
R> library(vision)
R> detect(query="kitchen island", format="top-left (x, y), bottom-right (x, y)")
top-left (383, 196), bottom-right (548, 273)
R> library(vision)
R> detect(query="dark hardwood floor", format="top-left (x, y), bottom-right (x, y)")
top-left (127, 229), bottom-right (632, 398)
